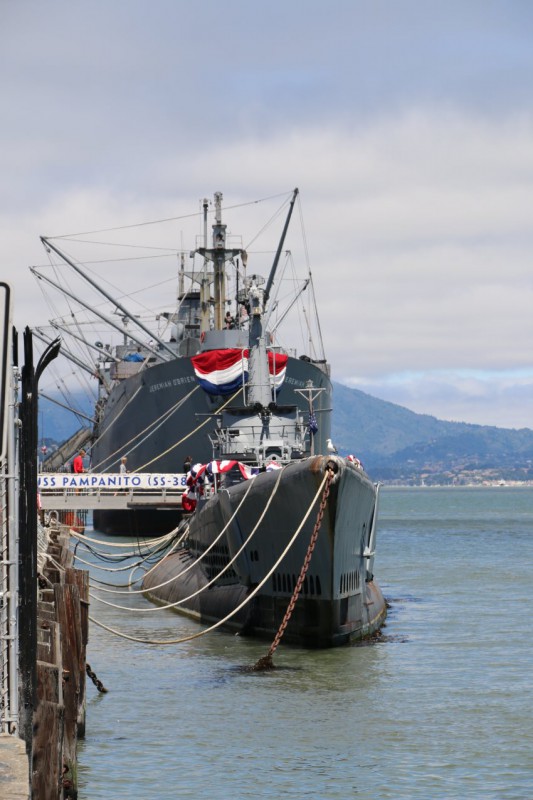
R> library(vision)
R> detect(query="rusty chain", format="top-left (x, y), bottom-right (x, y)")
top-left (253, 462), bottom-right (336, 670)
top-left (86, 662), bottom-right (109, 693)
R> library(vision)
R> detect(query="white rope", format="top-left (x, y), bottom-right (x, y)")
top-left (73, 552), bottom-right (151, 573)
top-left (89, 469), bottom-right (257, 595)
top-left (43, 551), bottom-right (66, 576)
top-left (75, 531), bottom-right (185, 588)
top-left (77, 525), bottom-right (189, 590)
top-left (71, 525), bottom-right (186, 592)
top-left (88, 470), bottom-right (328, 645)
top-left (70, 526), bottom-right (178, 550)
top-left (140, 523), bottom-right (189, 582)
top-left (127, 563), bottom-right (149, 588)
top-left (90, 467), bottom-right (284, 611)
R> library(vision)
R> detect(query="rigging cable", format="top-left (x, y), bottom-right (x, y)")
top-left (47, 190), bottom-right (291, 240)
top-left (90, 385), bottom-right (198, 470)
top-left (134, 386), bottom-right (243, 472)
top-left (296, 194), bottom-right (326, 361)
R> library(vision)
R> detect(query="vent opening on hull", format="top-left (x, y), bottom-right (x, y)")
top-left (340, 570), bottom-right (361, 595)
top-left (272, 572), bottom-right (322, 596)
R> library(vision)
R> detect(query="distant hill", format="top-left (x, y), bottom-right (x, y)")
top-left (331, 382), bottom-right (533, 483)
top-left (38, 384), bottom-right (533, 484)
top-left (39, 394), bottom-right (94, 443)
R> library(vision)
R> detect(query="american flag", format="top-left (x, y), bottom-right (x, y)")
top-left (308, 412), bottom-right (318, 435)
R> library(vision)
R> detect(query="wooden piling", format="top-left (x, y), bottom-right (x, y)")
top-left (32, 524), bottom-right (89, 799)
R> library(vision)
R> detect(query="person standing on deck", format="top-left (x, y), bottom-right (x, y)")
top-left (119, 456), bottom-right (128, 474)
top-left (73, 449), bottom-right (85, 473)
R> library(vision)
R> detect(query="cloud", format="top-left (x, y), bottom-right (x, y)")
top-left (1, 2), bottom-right (533, 429)
top-left (345, 370), bottom-right (533, 429)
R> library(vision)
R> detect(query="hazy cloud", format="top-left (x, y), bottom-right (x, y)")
top-left (1, 1), bottom-right (533, 428)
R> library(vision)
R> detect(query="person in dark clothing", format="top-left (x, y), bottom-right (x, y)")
top-left (183, 455), bottom-right (192, 473)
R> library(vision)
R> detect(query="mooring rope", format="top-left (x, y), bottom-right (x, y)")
top-left (70, 527), bottom-right (178, 550)
top-left (80, 523), bottom-right (190, 588)
top-left (84, 531), bottom-right (186, 591)
top-left (73, 552), bottom-right (150, 573)
top-left (73, 540), bottom-right (169, 565)
top-left (87, 470), bottom-right (257, 596)
top-left (90, 467), bottom-right (285, 612)
top-left (139, 523), bottom-right (189, 582)
top-left (88, 470), bottom-right (329, 645)
top-left (73, 533), bottom-right (182, 576)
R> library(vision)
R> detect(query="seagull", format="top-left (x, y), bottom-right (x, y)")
top-left (326, 438), bottom-right (337, 454)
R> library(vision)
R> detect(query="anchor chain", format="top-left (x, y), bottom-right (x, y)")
top-left (253, 461), bottom-right (337, 671)
top-left (86, 662), bottom-right (109, 693)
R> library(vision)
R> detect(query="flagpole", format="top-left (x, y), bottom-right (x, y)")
top-left (295, 380), bottom-right (325, 457)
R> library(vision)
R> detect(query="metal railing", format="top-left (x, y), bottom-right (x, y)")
top-left (0, 367), bottom-right (19, 734)
top-left (0, 458), bottom-right (10, 731)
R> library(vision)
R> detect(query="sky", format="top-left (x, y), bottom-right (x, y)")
top-left (2, 0), bottom-right (533, 429)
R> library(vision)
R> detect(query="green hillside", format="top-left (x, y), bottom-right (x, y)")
top-left (332, 381), bottom-right (533, 482)
top-left (39, 383), bottom-right (533, 484)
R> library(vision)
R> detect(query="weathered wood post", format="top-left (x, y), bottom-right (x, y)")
top-left (18, 326), bottom-right (38, 749)
top-left (18, 328), bottom-right (61, 750)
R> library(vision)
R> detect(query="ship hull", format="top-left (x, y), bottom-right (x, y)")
top-left (142, 456), bottom-right (387, 648)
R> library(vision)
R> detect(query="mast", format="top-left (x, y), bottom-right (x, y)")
top-left (199, 197), bottom-right (211, 333)
top-left (294, 381), bottom-right (325, 457)
top-left (264, 187), bottom-right (299, 305)
top-left (246, 275), bottom-right (272, 408)
top-left (196, 192), bottom-right (243, 330)
top-left (246, 189), bottom-right (299, 409)
top-left (212, 192), bottom-right (226, 330)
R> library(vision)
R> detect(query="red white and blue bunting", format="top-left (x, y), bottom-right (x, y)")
top-left (191, 348), bottom-right (288, 396)
top-left (183, 459), bottom-right (259, 511)
top-left (186, 458), bottom-right (281, 491)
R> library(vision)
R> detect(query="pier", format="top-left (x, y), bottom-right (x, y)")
top-left (32, 523), bottom-right (89, 798)
top-left (0, 319), bottom-right (101, 798)
top-left (0, 515), bottom-right (90, 799)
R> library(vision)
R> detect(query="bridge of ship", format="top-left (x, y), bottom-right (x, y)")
top-left (38, 472), bottom-right (188, 510)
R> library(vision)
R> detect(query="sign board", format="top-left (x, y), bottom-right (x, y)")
top-left (0, 283), bottom-right (12, 462)
top-left (38, 472), bottom-right (188, 491)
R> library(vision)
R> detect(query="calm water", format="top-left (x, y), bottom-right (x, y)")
top-left (77, 487), bottom-right (533, 799)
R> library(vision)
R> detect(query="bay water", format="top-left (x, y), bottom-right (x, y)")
top-left (77, 487), bottom-right (533, 799)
